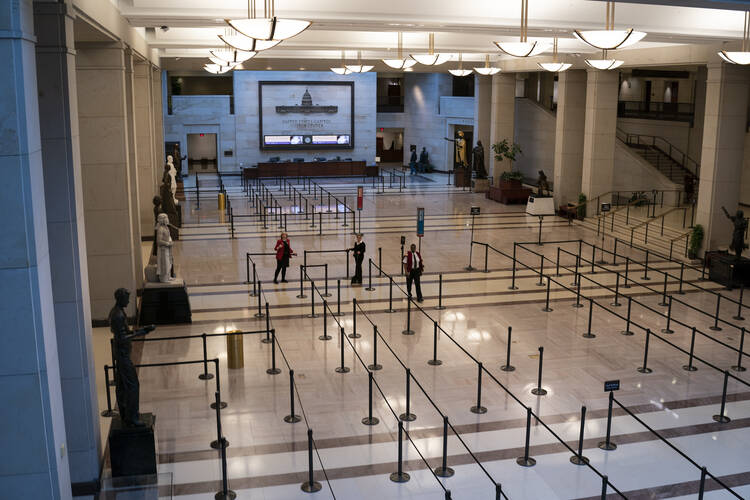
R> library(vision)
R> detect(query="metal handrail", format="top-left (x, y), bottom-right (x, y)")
top-left (616, 128), bottom-right (700, 180)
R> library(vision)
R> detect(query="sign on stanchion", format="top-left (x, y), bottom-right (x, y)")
top-left (466, 206), bottom-right (480, 270)
top-left (417, 207), bottom-right (425, 252)
top-left (526, 196), bottom-right (555, 245)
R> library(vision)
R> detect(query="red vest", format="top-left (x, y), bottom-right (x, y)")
top-left (405, 251), bottom-right (423, 272)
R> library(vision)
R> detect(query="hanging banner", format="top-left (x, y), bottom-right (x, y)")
top-left (416, 207), bottom-right (425, 237)
top-left (357, 186), bottom-right (363, 210)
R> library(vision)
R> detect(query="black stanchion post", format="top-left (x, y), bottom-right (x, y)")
top-left (710, 294), bottom-right (722, 331)
top-left (349, 298), bottom-right (360, 338)
top-left (365, 260), bottom-right (375, 291)
top-left (683, 327), bottom-right (698, 371)
top-left (582, 298), bottom-right (596, 338)
top-left (319, 301), bottom-right (332, 341)
top-left (259, 302), bottom-right (271, 344)
top-left (101, 366), bottom-right (117, 417)
top-left (284, 370), bottom-right (301, 423)
top-left (571, 255), bottom-right (580, 286)
top-left (642, 250), bottom-right (651, 280)
top-left (109, 338), bottom-right (117, 386)
top-left (296, 266), bottom-right (307, 299)
top-left (698, 467), bottom-right (707, 500)
top-left (555, 247), bottom-right (561, 276)
top-left (250, 263), bottom-right (258, 297)
top-left (362, 371), bottom-right (379, 426)
top-left (537, 254), bottom-right (544, 286)
top-left (712, 371), bottom-right (731, 423)
top-left (470, 362), bottom-right (487, 414)
top-left (678, 262), bottom-right (685, 294)
top-left (542, 277), bottom-right (553, 312)
top-left (613, 238), bottom-right (618, 265)
top-left (611, 272), bottom-right (621, 306)
top-left (621, 296), bottom-right (634, 336)
top-left (732, 327), bottom-right (746, 372)
top-left (435, 273), bottom-right (446, 310)
top-left (323, 264), bottom-right (331, 297)
top-left (601, 476), bottom-right (609, 500)
top-left (484, 244), bottom-right (489, 273)
top-left (399, 368), bottom-right (416, 421)
top-left (254, 283), bottom-right (265, 318)
top-left (390, 421), bottom-right (410, 483)
top-left (378, 247), bottom-right (382, 277)
top-left (428, 321), bottom-right (442, 366)
top-left (573, 274), bottom-right (583, 308)
top-left (335, 279), bottom-right (343, 316)
top-left (531, 347), bottom-right (547, 395)
top-left (245, 254), bottom-right (250, 284)
top-left (598, 391), bottom-right (617, 450)
top-left (735, 286), bottom-right (745, 320)
top-left (434, 416), bottom-right (455, 477)
top-left (210, 359), bottom-right (227, 409)
top-left (509, 244), bottom-right (519, 290)
top-left (501, 326), bottom-right (515, 372)
top-left (516, 406), bottom-right (536, 467)
top-left (267, 329), bottom-right (281, 375)
top-left (368, 325), bottom-right (382, 370)
top-left (637, 329), bottom-right (653, 373)
top-left (199, 333), bottom-right (214, 380)
top-left (386, 277), bottom-right (396, 313)
top-left (402, 296), bottom-right (414, 335)
top-left (300, 429), bottom-right (322, 493)
top-left (214, 392), bottom-right (236, 500)
top-left (623, 257), bottom-right (630, 288)
top-left (570, 405), bottom-right (590, 465)
top-left (335, 327), bottom-right (350, 373)
top-left (662, 296), bottom-right (675, 334)
top-left (307, 280), bottom-right (318, 318)
top-left (210, 391), bottom-right (229, 450)
top-left (658, 272), bottom-right (669, 306)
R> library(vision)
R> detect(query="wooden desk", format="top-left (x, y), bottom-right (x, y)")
top-left (243, 161), bottom-right (377, 178)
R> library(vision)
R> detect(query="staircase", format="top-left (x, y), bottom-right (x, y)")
top-left (616, 128), bottom-right (700, 188)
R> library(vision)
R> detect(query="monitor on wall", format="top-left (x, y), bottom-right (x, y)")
top-left (259, 81), bottom-right (355, 150)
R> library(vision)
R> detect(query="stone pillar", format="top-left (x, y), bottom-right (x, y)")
top-left (581, 69), bottom-right (619, 214)
top-left (124, 50), bottom-right (143, 288)
top-left (135, 59), bottom-right (155, 235)
top-left (489, 73), bottom-right (515, 184)
top-left (553, 70), bottom-right (587, 208)
top-left (33, 0), bottom-right (101, 490)
top-left (473, 75), bottom-right (492, 169)
top-left (152, 65), bottom-right (165, 183)
top-left (76, 44), bottom-right (141, 320)
top-left (696, 63), bottom-right (750, 252)
top-left (0, 0), bottom-right (71, 497)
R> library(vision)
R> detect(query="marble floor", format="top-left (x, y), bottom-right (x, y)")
top-left (93, 174), bottom-right (750, 499)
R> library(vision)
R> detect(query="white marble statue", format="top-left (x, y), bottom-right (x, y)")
top-left (166, 155), bottom-right (178, 205)
top-left (156, 213), bottom-right (174, 283)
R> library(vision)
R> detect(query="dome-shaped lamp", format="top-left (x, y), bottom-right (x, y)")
top-left (538, 38), bottom-right (572, 72)
top-left (204, 63), bottom-right (234, 74)
top-left (448, 53), bottom-right (473, 76)
top-left (573, 1), bottom-right (645, 50)
top-left (474, 55), bottom-right (501, 76)
top-left (345, 51), bottom-right (374, 73)
top-left (330, 50), bottom-right (352, 75)
top-left (226, 0), bottom-right (310, 42)
top-left (719, 11), bottom-right (750, 65)
top-left (382, 33), bottom-right (418, 70)
top-left (494, 0), bottom-right (551, 57)
top-left (410, 33), bottom-right (454, 66)
top-left (584, 50), bottom-right (623, 70)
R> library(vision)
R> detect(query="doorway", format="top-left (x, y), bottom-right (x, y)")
top-left (187, 133), bottom-right (218, 174)
top-left (376, 128), bottom-right (404, 164)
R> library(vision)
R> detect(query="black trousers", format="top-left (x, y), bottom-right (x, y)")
top-left (274, 259), bottom-right (288, 281)
top-left (353, 256), bottom-right (364, 283)
top-left (406, 269), bottom-right (423, 300)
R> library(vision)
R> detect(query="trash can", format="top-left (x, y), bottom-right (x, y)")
top-left (218, 192), bottom-right (226, 211)
top-left (226, 330), bottom-right (243, 369)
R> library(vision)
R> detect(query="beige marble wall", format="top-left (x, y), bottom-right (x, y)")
top-left (489, 73), bottom-right (516, 184)
top-left (152, 66), bottom-right (165, 175)
top-left (124, 51), bottom-right (143, 290)
top-left (696, 63), bottom-right (750, 253)
top-left (473, 75), bottom-right (492, 170)
top-left (134, 60), bottom-right (155, 236)
top-left (581, 69), bottom-right (619, 214)
top-left (76, 45), bottom-right (141, 319)
top-left (553, 70), bottom-right (587, 208)
top-left (514, 97), bottom-right (556, 183)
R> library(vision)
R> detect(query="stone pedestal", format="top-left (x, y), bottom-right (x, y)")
top-left (709, 254), bottom-right (750, 289)
top-left (139, 279), bottom-right (192, 325)
top-left (109, 413), bottom-right (157, 477)
top-left (472, 178), bottom-right (490, 193)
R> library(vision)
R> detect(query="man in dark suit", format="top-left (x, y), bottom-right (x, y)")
top-left (350, 233), bottom-right (366, 284)
top-left (402, 243), bottom-right (424, 302)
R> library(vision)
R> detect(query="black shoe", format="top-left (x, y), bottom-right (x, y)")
top-left (274, 280), bottom-right (278, 284)
top-left (417, 297), bottom-right (424, 302)
top-left (281, 279), bottom-right (288, 283)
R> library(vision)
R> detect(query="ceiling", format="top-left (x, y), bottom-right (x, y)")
top-left (107, 0), bottom-right (749, 72)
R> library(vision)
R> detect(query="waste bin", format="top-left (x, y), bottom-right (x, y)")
top-left (226, 330), bottom-right (243, 369)
top-left (218, 192), bottom-right (226, 211)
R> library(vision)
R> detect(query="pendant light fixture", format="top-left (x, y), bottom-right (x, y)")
top-left (383, 33), bottom-right (418, 70)
top-left (448, 53), bottom-right (473, 76)
top-left (474, 55), bottom-right (501, 76)
top-left (584, 50), bottom-right (623, 70)
top-left (227, 0), bottom-right (311, 42)
top-left (573, 1), bottom-right (645, 50)
top-left (538, 38), bottom-right (571, 72)
top-left (204, 63), bottom-right (234, 74)
top-left (719, 11), bottom-right (750, 65)
top-left (218, 30), bottom-right (280, 52)
top-left (208, 55), bottom-right (237, 67)
top-left (345, 51), bottom-right (374, 73)
top-left (494, 0), bottom-right (550, 57)
top-left (410, 33), bottom-right (454, 66)
top-left (209, 48), bottom-right (256, 65)
top-left (330, 50), bottom-right (352, 75)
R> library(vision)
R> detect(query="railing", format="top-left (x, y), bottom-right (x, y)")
top-left (616, 127), bottom-right (700, 180)
top-left (376, 94), bottom-right (404, 113)
top-left (617, 100), bottom-right (695, 123)
top-left (628, 204), bottom-right (695, 247)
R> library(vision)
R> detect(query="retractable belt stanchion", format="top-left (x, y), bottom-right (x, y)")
top-left (199, 333), bottom-right (214, 379)
top-left (428, 321), bottom-right (442, 366)
top-left (300, 429), bottom-right (322, 493)
top-left (399, 368), bottom-right (416, 421)
top-left (214, 391), bottom-right (236, 500)
top-left (570, 406), bottom-right (590, 465)
top-left (637, 329), bottom-right (653, 374)
top-left (434, 416), bottom-right (455, 477)
top-left (531, 347), bottom-right (547, 395)
top-left (283, 370), bottom-right (301, 422)
top-left (335, 327), bottom-right (350, 374)
top-left (516, 406), bottom-right (536, 467)
top-left (709, 294), bottom-right (723, 331)
top-left (501, 326), bottom-right (515, 372)
top-left (390, 421), bottom-right (410, 483)
top-left (319, 301), bottom-right (332, 341)
top-left (368, 325), bottom-right (382, 370)
top-left (349, 298), bottom-right (360, 338)
top-left (266, 329), bottom-right (281, 375)
top-left (470, 362), bottom-right (487, 414)
top-left (362, 371), bottom-right (379, 426)
top-left (582, 298), bottom-right (596, 339)
top-left (101, 366), bottom-right (117, 417)
top-left (732, 327), bottom-right (746, 372)
top-left (621, 296), bottom-right (634, 336)
top-left (683, 327), bottom-right (698, 371)
top-left (598, 391), bottom-right (617, 450)
top-left (712, 371), bottom-right (731, 423)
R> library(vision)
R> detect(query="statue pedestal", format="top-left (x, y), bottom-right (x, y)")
top-left (472, 178), bottom-right (490, 193)
top-left (109, 413), bottom-right (157, 477)
top-left (709, 254), bottom-right (750, 289)
top-left (139, 279), bottom-right (192, 325)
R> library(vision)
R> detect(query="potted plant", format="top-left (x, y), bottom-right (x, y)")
top-left (688, 224), bottom-right (704, 260)
top-left (492, 140), bottom-right (523, 188)
top-left (577, 193), bottom-right (587, 220)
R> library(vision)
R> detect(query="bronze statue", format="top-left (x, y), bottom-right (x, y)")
top-left (444, 131), bottom-right (468, 167)
top-left (109, 288), bottom-right (154, 427)
top-left (537, 170), bottom-right (550, 196)
top-left (472, 141), bottom-right (486, 179)
top-left (722, 206), bottom-right (748, 259)
top-left (159, 177), bottom-right (179, 240)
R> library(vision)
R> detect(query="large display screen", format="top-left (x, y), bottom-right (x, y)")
top-left (259, 81), bottom-right (354, 150)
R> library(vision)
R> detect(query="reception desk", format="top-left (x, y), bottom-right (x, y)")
top-left (243, 161), bottom-right (378, 178)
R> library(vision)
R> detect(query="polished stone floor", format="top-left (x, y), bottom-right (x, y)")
top-left (93, 174), bottom-right (750, 499)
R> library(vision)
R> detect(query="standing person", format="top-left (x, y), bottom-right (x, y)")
top-left (350, 233), bottom-right (366, 284)
top-left (274, 232), bottom-right (296, 284)
top-left (409, 147), bottom-right (418, 175)
top-left (402, 243), bottom-right (424, 302)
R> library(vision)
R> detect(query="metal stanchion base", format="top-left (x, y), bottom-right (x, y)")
top-left (296, 293), bottom-right (308, 299)
top-left (516, 457), bottom-right (536, 467)
top-left (307, 313), bottom-right (319, 319)
top-left (683, 364), bottom-right (698, 371)
top-left (611, 301), bottom-right (621, 307)
top-left (199, 373), bottom-right (215, 380)
top-left (470, 405), bottom-right (487, 414)
top-left (254, 313), bottom-right (266, 318)
top-left (210, 402), bottom-right (228, 410)
top-left (542, 307), bottom-right (553, 312)
top-left (318, 334), bottom-right (332, 341)
top-left (100, 409), bottom-right (118, 417)
top-left (435, 305), bottom-right (446, 310)
top-left (570, 455), bottom-right (590, 465)
top-left (210, 437), bottom-right (229, 450)
top-left (322, 292), bottom-right (332, 297)
top-left (261, 338), bottom-right (272, 344)
top-left (597, 441), bottom-right (617, 451)
top-left (335, 366), bottom-right (350, 373)
top-left (677, 290), bottom-right (686, 295)
top-left (389, 472), bottom-right (410, 483)
top-left (641, 276), bottom-right (651, 280)
top-left (623, 284), bottom-right (631, 289)
top-left (399, 412), bottom-right (416, 422)
top-left (582, 332), bottom-right (596, 339)
top-left (709, 326), bottom-right (722, 331)
top-left (508, 286), bottom-right (519, 290)
top-left (434, 466), bottom-right (454, 478)
top-left (661, 328), bottom-right (674, 334)
top-left (531, 388), bottom-right (547, 396)
top-left (734, 315), bottom-right (746, 321)
top-left (215, 489), bottom-right (237, 500)
top-left (636, 367), bottom-right (653, 374)
top-left (536, 281), bottom-right (544, 287)
top-left (284, 414), bottom-right (301, 423)
top-left (333, 311), bottom-right (345, 317)
top-left (362, 416), bottom-right (379, 426)
top-left (385, 308), bottom-right (397, 313)
top-left (465, 265), bottom-right (475, 271)
top-left (348, 332), bottom-right (361, 339)
top-left (621, 330), bottom-right (634, 336)
top-left (731, 365), bottom-right (747, 372)
top-left (658, 301), bottom-right (668, 307)
top-left (428, 359), bottom-right (442, 366)
top-left (301, 481), bottom-right (322, 493)
top-left (266, 368), bottom-right (281, 375)
top-left (712, 414), bottom-right (731, 423)
top-left (572, 302), bottom-right (584, 308)
top-left (402, 329), bottom-right (415, 335)
top-left (249, 292), bottom-right (258, 297)
top-left (365, 287), bottom-right (375, 291)
top-left (596, 260), bottom-right (607, 265)
top-left (500, 365), bottom-right (515, 372)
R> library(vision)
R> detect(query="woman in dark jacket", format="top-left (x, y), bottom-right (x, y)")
top-left (350, 233), bottom-right (366, 284)
top-left (274, 232), bottom-right (296, 283)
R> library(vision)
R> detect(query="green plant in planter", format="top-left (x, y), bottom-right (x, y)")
top-left (688, 224), bottom-right (704, 259)
top-left (577, 193), bottom-right (587, 220)
top-left (491, 140), bottom-right (523, 163)
top-left (500, 171), bottom-right (524, 182)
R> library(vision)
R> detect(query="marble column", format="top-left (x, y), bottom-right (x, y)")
top-left (33, 0), bottom-right (101, 490)
top-left (489, 73), bottom-right (515, 184)
top-left (696, 63), bottom-right (750, 252)
top-left (152, 65), bottom-right (165, 186)
top-left (124, 50), bottom-right (144, 287)
top-left (0, 0), bottom-right (71, 497)
top-left (76, 44), bottom-right (141, 320)
top-left (135, 58), bottom-right (155, 235)
top-left (581, 69), bottom-right (619, 214)
top-left (553, 70), bottom-right (587, 208)
top-left (473, 75), bottom-right (492, 170)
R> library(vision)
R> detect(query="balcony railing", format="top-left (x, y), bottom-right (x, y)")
top-left (376, 95), bottom-right (404, 113)
top-left (617, 100), bottom-right (694, 123)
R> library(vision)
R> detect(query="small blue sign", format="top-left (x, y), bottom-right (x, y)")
top-left (416, 207), bottom-right (425, 236)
